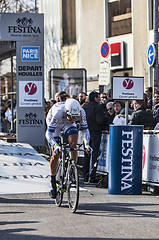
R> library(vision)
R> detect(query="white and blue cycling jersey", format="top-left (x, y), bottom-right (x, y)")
top-left (46, 101), bottom-right (90, 147)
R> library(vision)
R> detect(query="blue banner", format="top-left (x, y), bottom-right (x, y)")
top-left (108, 125), bottom-right (143, 195)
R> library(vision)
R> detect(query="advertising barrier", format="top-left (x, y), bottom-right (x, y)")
top-left (97, 132), bottom-right (109, 174)
top-left (0, 140), bottom-right (50, 194)
top-left (108, 125), bottom-right (143, 195)
top-left (142, 131), bottom-right (159, 186)
top-left (80, 129), bottom-right (159, 190)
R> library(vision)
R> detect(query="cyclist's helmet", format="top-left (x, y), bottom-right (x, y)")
top-left (65, 98), bottom-right (81, 118)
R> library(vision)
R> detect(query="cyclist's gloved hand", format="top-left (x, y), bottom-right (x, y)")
top-left (85, 143), bottom-right (93, 154)
top-left (54, 144), bottom-right (61, 154)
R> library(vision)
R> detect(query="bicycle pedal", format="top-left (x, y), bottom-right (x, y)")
top-left (62, 188), bottom-right (67, 193)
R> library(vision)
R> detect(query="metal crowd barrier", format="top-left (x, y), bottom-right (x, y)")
top-left (78, 128), bottom-right (159, 189)
top-left (97, 130), bottom-right (159, 189)
top-left (142, 130), bottom-right (159, 187)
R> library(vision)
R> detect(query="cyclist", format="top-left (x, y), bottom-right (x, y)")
top-left (46, 93), bottom-right (91, 199)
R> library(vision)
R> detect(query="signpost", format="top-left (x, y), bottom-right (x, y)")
top-left (112, 76), bottom-right (144, 124)
top-left (147, 43), bottom-right (156, 67)
top-left (99, 41), bottom-right (111, 86)
top-left (100, 41), bottom-right (110, 58)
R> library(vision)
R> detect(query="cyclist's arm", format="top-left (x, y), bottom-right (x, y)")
top-left (45, 111), bottom-right (60, 147)
top-left (79, 108), bottom-right (90, 147)
top-left (81, 128), bottom-right (90, 147)
top-left (46, 107), bottom-right (52, 127)
top-left (45, 130), bottom-right (58, 147)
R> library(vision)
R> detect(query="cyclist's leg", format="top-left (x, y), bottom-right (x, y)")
top-left (63, 123), bottom-right (78, 163)
top-left (50, 146), bottom-right (60, 176)
top-left (68, 134), bottom-right (78, 163)
top-left (50, 130), bottom-right (61, 198)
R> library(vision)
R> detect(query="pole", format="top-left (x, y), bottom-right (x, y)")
top-left (125, 100), bottom-right (129, 125)
top-left (0, 61), bottom-right (1, 132)
top-left (11, 55), bottom-right (14, 133)
top-left (35, 0), bottom-right (38, 13)
top-left (153, 0), bottom-right (158, 96)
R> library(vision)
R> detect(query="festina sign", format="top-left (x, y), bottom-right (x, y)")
top-left (19, 113), bottom-right (43, 126)
top-left (8, 18), bottom-right (41, 34)
top-left (121, 130), bottom-right (133, 191)
top-left (0, 13), bottom-right (44, 41)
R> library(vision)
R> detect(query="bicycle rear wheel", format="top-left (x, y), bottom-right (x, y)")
top-left (55, 158), bottom-right (64, 207)
top-left (67, 162), bottom-right (79, 213)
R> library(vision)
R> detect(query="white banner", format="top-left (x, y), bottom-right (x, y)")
top-left (99, 58), bottom-right (110, 86)
top-left (112, 76), bottom-right (144, 100)
top-left (19, 81), bottom-right (43, 107)
top-left (0, 140), bottom-right (50, 194)
top-left (142, 133), bottom-right (159, 184)
top-left (97, 133), bottom-right (109, 174)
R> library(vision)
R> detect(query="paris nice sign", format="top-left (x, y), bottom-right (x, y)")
top-left (112, 76), bottom-right (144, 100)
top-left (0, 13), bottom-right (45, 146)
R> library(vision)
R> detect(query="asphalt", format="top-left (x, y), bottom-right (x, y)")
top-left (0, 181), bottom-right (159, 240)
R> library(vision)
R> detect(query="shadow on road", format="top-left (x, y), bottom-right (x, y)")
top-left (0, 196), bottom-right (53, 205)
top-left (77, 202), bottom-right (159, 218)
top-left (0, 230), bottom-right (159, 240)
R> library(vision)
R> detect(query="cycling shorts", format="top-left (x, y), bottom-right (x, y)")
top-left (52, 122), bottom-right (78, 145)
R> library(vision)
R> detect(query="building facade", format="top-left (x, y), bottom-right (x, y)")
top-left (39, 0), bottom-right (158, 99)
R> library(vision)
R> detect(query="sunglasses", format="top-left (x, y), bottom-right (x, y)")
top-left (66, 115), bottom-right (77, 120)
top-left (107, 107), bottom-right (113, 111)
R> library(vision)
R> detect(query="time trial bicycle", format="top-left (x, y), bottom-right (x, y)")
top-left (55, 131), bottom-right (85, 213)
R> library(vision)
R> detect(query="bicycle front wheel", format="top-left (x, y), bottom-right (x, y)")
top-left (67, 162), bottom-right (79, 213)
top-left (55, 158), bottom-right (64, 207)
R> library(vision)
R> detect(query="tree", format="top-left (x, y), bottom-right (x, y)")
top-left (0, 0), bottom-right (37, 13)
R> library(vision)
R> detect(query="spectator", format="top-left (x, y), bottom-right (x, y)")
top-left (0, 104), bottom-right (7, 132)
top-left (54, 92), bottom-right (60, 103)
top-left (113, 100), bottom-right (124, 115)
top-left (4, 101), bottom-right (12, 132)
top-left (83, 91), bottom-right (107, 183)
top-left (106, 102), bottom-right (115, 126)
top-left (44, 100), bottom-right (53, 130)
top-left (153, 90), bottom-right (159, 123)
top-left (113, 100), bottom-right (133, 125)
top-left (129, 99), bottom-right (156, 129)
top-left (145, 87), bottom-right (153, 109)
top-left (100, 92), bottom-right (107, 105)
top-left (49, 98), bottom-right (56, 107)
top-left (106, 89), bottom-right (112, 102)
top-left (72, 95), bottom-right (79, 101)
top-left (99, 93), bottom-right (112, 131)
top-left (78, 92), bottom-right (87, 106)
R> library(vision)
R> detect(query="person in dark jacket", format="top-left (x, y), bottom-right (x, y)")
top-left (153, 90), bottom-right (159, 123)
top-left (145, 87), bottom-right (153, 109)
top-left (129, 99), bottom-right (156, 129)
top-left (83, 91), bottom-right (107, 183)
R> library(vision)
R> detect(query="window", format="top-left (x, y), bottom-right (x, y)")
top-left (108, 0), bottom-right (132, 37)
top-left (62, 0), bottom-right (76, 46)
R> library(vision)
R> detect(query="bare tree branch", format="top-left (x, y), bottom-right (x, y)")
top-left (0, 0), bottom-right (37, 13)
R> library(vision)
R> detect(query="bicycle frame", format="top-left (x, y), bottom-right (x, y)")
top-left (55, 131), bottom-right (84, 213)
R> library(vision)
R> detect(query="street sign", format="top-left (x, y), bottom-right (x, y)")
top-left (112, 76), bottom-right (144, 100)
top-left (147, 43), bottom-right (156, 67)
top-left (99, 58), bottom-right (110, 85)
top-left (101, 41), bottom-right (110, 58)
